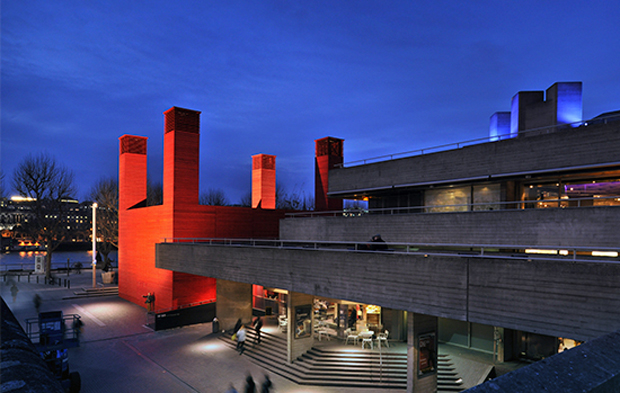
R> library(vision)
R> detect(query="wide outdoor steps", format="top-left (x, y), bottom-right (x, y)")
top-left (63, 286), bottom-right (119, 299)
top-left (218, 329), bottom-right (464, 391)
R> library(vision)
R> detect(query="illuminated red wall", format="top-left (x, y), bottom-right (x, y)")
top-left (118, 107), bottom-right (285, 311)
top-left (315, 137), bottom-right (344, 211)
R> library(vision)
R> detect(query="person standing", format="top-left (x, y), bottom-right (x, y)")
top-left (10, 283), bottom-right (18, 303)
top-left (237, 325), bottom-right (247, 355)
top-left (253, 316), bottom-right (263, 344)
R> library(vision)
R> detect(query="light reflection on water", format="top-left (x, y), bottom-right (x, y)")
top-left (0, 250), bottom-right (118, 270)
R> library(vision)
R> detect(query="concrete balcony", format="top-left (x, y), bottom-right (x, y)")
top-left (280, 206), bottom-right (620, 248)
top-left (156, 240), bottom-right (620, 341)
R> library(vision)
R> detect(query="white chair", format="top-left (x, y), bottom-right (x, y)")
top-left (316, 327), bottom-right (330, 341)
top-left (344, 328), bottom-right (359, 345)
top-left (377, 330), bottom-right (389, 348)
top-left (278, 315), bottom-right (288, 332)
top-left (360, 331), bottom-right (374, 349)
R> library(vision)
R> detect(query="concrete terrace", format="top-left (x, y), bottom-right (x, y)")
top-left (1, 270), bottom-right (523, 393)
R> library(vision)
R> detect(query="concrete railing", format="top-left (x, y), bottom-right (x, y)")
top-left (160, 238), bottom-right (620, 264)
top-left (338, 113), bottom-right (620, 168)
top-left (285, 195), bottom-right (620, 218)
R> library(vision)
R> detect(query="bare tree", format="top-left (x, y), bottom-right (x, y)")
top-left (276, 183), bottom-right (314, 211)
top-left (238, 191), bottom-right (252, 207)
top-left (0, 170), bottom-right (6, 199)
top-left (12, 153), bottom-right (76, 279)
top-left (200, 188), bottom-right (229, 206)
top-left (88, 177), bottom-right (118, 271)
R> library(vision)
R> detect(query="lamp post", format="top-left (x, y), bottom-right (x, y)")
top-left (92, 202), bottom-right (98, 288)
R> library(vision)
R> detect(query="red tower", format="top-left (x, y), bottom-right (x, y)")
top-left (118, 107), bottom-right (286, 312)
top-left (252, 154), bottom-right (276, 209)
top-left (315, 137), bottom-right (344, 211)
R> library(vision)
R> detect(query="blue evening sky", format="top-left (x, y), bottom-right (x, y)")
top-left (2, 1), bottom-right (619, 203)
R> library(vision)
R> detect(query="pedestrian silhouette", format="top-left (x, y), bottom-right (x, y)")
top-left (253, 316), bottom-right (263, 344)
top-left (244, 374), bottom-right (256, 393)
top-left (10, 283), bottom-right (18, 303)
top-left (260, 375), bottom-right (272, 393)
top-left (33, 294), bottom-right (42, 315)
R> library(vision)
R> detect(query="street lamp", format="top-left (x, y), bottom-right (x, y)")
top-left (92, 202), bottom-right (98, 288)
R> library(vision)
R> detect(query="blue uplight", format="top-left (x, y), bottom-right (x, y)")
top-left (490, 112), bottom-right (512, 141)
top-left (555, 82), bottom-right (583, 126)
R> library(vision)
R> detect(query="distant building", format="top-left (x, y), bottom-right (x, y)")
top-left (0, 197), bottom-right (94, 250)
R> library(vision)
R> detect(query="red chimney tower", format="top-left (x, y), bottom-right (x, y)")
top-left (314, 137), bottom-right (344, 211)
top-left (163, 107), bottom-right (201, 207)
top-left (119, 135), bottom-right (148, 211)
top-left (252, 154), bottom-right (276, 209)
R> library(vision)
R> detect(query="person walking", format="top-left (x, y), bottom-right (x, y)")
top-left (260, 375), bottom-right (272, 393)
top-left (72, 317), bottom-right (84, 343)
top-left (233, 318), bottom-right (242, 334)
top-left (237, 325), bottom-right (247, 355)
top-left (244, 374), bottom-right (256, 393)
top-left (33, 294), bottom-right (42, 315)
top-left (10, 283), bottom-right (18, 303)
top-left (253, 316), bottom-right (263, 345)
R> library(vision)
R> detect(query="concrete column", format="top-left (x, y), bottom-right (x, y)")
top-left (407, 312), bottom-right (438, 393)
top-left (216, 279), bottom-right (252, 332)
top-left (287, 292), bottom-right (315, 363)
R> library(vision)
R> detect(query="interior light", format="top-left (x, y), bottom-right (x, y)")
top-left (525, 249), bottom-right (558, 255)
top-left (559, 250), bottom-right (569, 256)
top-left (592, 251), bottom-right (619, 258)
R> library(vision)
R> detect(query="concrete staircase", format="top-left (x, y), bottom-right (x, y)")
top-left (62, 286), bottom-right (119, 300)
top-left (218, 329), bottom-right (464, 391)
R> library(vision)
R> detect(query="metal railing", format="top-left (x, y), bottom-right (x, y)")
top-left (160, 238), bottom-right (620, 264)
top-left (338, 113), bottom-right (619, 168)
top-left (285, 195), bottom-right (620, 218)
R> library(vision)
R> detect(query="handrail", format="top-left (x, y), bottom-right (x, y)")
top-left (338, 113), bottom-right (620, 168)
top-left (159, 238), bottom-right (620, 264)
top-left (151, 298), bottom-right (216, 315)
top-left (284, 195), bottom-right (620, 218)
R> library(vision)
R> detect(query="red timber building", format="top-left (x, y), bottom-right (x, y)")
top-left (118, 107), bottom-right (298, 312)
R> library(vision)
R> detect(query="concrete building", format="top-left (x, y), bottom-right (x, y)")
top-left (121, 83), bottom-right (620, 392)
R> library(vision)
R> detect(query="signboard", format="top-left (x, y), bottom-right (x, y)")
top-left (35, 255), bottom-right (45, 274)
top-left (294, 304), bottom-right (312, 339)
top-left (418, 332), bottom-right (437, 377)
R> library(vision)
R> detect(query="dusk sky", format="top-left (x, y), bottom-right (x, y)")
top-left (2, 1), bottom-right (619, 204)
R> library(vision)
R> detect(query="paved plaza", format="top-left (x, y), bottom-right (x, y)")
top-left (1, 270), bottom-right (399, 393)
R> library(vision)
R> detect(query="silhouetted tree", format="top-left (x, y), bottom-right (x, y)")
top-left (200, 188), bottom-right (229, 206)
top-left (276, 183), bottom-right (314, 211)
top-left (239, 191), bottom-right (252, 207)
top-left (88, 177), bottom-right (118, 271)
top-left (0, 170), bottom-right (6, 199)
top-left (12, 153), bottom-right (76, 279)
